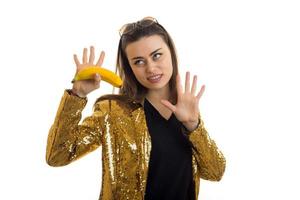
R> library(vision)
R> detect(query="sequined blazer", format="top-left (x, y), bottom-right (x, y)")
top-left (46, 90), bottom-right (226, 200)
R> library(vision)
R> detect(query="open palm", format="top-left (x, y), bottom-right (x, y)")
top-left (161, 71), bottom-right (205, 124)
top-left (72, 46), bottom-right (105, 97)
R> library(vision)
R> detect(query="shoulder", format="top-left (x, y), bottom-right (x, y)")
top-left (93, 94), bottom-right (142, 113)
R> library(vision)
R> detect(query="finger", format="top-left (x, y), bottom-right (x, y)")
top-left (73, 54), bottom-right (80, 66)
top-left (176, 74), bottom-right (183, 95)
top-left (93, 74), bottom-right (101, 89)
top-left (94, 73), bottom-right (101, 82)
top-left (89, 46), bottom-right (95, 64)
top-left (96, 51), bottom-right (105, 66)
top-left (191, 75), bottom-right (197, 95)
top-left (196, 85), bottom-right (206, 100)
top-left (82, 48), bottom-right (88, 63)
top-left (160, 99), bottom-right (176, 113)
top-left (185, 71), bottom-right (190, 93)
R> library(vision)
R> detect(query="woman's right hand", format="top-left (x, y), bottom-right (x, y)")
top-left (71, 46), bottom-right (105, 97)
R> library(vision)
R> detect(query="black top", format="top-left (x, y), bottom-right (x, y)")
top-left (143, 98), bottom-right (195, 200)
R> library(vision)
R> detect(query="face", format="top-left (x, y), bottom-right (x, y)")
top-left (125, 35), bottom-right (173, 93)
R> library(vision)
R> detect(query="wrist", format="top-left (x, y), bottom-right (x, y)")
top-left (69, 88), bottom-right (86, 98)
top-left (182, 118), bottom-right (200, 132)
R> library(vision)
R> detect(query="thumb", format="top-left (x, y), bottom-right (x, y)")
top-left (160, 99), bottom-right (176, 113)
top-left (94, 73), bottom-right (101, 82)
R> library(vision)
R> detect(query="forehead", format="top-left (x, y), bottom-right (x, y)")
top-left (125, 35), bottom-right (168, 57)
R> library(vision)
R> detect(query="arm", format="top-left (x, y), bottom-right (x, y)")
top-left (45, 90), bottom-right (108, 167)
top-left (183, 117), bottom-right (226, 181)
top-left (161, 72), bottom-right (226, 180)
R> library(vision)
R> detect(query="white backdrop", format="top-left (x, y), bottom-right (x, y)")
top-left (0, 0), bottom-right (299, 199)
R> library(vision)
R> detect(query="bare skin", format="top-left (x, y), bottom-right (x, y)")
top-left (125, 35), bottom-right (206, 131)
top-left (71, 46), bottom-right (104, 98)
top-left (71, 40), bottom-right (205, 131)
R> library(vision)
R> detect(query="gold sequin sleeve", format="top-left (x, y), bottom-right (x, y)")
top-left (46, 90), bottom-right (108, 167)
top-left (186, 117), bottom-right (226, 181)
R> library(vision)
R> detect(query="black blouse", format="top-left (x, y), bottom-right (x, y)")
top-left (143, 98), bottom-right (195, 200)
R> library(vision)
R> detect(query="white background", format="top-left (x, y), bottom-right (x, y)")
top-left (0, 0), bottom-right (299, 199)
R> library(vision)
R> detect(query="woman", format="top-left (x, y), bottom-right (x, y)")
top-left (46, 16), bottom-right (226, 200)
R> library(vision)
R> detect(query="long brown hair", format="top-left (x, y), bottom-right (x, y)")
top-left (96, 17), bottom-right (179, 106)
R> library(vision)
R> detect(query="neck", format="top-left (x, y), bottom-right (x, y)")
top-left (145, 86), bottom-right (171, 104)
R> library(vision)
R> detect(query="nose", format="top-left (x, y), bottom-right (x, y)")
top-left (146, 60), bottom-right (157, 73)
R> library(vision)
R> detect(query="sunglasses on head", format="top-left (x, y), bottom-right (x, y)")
top-left (119, 16), bottom-right (158, 37)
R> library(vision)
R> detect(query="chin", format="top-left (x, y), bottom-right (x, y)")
top-left (147, 83), bottom-right (169, 90)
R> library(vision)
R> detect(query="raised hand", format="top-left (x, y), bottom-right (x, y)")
top-left (72, 46), bottom-right (105, 97)
top-left (161, 71), bottom-right (205, 131)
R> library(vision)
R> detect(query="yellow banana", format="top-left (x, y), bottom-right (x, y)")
top-left (73, 66), bottom-right (123, 88)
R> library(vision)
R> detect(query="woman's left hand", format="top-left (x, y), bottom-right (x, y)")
top-left (161, 71), bottom-right (205, 130)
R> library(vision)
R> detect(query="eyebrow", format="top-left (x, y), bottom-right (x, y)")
top-left (131, 48), bottom-right (162, 61)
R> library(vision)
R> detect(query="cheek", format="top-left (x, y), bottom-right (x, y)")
top-left (163, 58), bottom-right (173, 74)
top-left (162, 54), bottom-right (172, 67)
top-left (132, 68), bottom-right (145, 82)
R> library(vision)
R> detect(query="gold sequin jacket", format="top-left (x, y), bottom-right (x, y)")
top-left (46, 90), bottom-right (226, 200)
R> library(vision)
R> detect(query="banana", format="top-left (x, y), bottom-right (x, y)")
top-left (73, 66), bottom-right (123, 88)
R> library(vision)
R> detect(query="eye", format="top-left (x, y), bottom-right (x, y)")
top-left (134, 59), bottom-right (145, 65)
top-left (153, 53), bottom-right (162, 60)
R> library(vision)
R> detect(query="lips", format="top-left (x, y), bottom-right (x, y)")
top-left (147, 74), bottom-right (162, 81)
top-left (146, 74), bottom-right (163, 84)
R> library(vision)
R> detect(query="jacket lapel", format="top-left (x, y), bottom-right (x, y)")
top-left (131, 106), bottom-right (152, 196)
